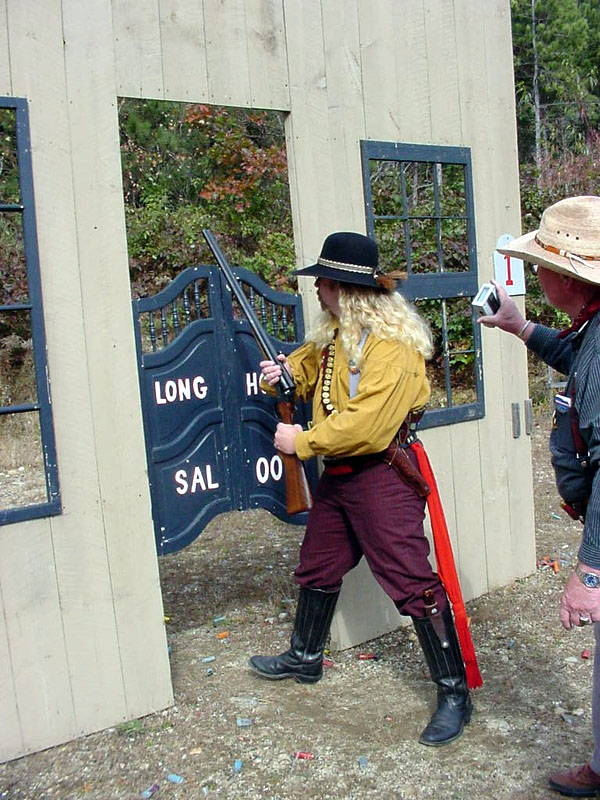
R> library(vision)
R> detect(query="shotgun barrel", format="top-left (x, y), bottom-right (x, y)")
top-left (202, 229), bottom-right (313, 514)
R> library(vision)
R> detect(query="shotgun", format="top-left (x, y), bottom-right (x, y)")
top-left (202, 229), bottom-right (313, 514)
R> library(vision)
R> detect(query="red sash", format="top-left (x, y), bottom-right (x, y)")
top-left (410, 440), bottom-right (483, 689)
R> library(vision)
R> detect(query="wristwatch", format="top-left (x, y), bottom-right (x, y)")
top-left (576, 565), bottom-right (600, 588)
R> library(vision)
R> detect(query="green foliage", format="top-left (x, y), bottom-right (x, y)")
top-left (369, 160), bottom-right (474, 390)
top-left (119, 100), bottom-right (295, 297)
top-left (511, 0), bottom-right (600, 163)
top-left (0, 107), bottom-right (20, 203)
top-left (371, 161), bottom-right (469, 274)
top-left (237, 231), bottom-right (296, 287)
top-left (0, 213), bottom-right (27, 310)
top-left (417, 297), bottom-right (474, 373)
top-left (0, 108), bottom-right (29, 331)
top-left (511, 0), bottom-right (600, 329)
top-left (117, 719), bottom-right (146, 737)
top-left (519, 139), bottom-right (600, 328)
top-left (125, 203), bottom-right (213, 296)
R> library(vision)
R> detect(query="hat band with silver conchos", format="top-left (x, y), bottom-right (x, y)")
top-left (317, 256), bottom-right (376, 275)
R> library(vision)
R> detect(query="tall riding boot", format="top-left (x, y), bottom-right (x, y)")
top-left (412, 606), bottom-right (473, 746)
top-left (249, 587), bottom-right (339, 684)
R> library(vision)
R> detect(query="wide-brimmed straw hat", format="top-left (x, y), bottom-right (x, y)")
top-left (294, 231), bottom-right (404, 290)
top-left (497, 196), bottom-right (600, 285)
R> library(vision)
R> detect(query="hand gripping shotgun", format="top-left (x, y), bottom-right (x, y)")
top-left (202, 230), bottom-right (313, 515)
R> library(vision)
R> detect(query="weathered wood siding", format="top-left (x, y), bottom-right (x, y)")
top-left (0, 0), bottom-right (531, 761)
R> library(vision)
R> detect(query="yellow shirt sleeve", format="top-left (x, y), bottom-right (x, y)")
top-left (287, 341), bottom-right (321, 403)
top-left (258, 341), bottom-right (320, 400)
top-left (294, 335), bottom-right (430, 460)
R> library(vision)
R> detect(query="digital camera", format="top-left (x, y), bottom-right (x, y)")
top-left (472, 283), bottom-right (500, 316)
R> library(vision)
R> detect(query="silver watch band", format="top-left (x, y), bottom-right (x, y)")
top-left (576, 565), bottom-right (600, 588)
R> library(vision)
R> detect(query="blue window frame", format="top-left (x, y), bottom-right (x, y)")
top-left (361, 140), bottom-right (484, 428)
top-left (0, 97), bottom-right (60, 524)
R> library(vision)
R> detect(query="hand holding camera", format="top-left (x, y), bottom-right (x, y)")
top-left (472, 283), bottom-right (500, 317)
top-left (473, 279), bottom-right (530, 339)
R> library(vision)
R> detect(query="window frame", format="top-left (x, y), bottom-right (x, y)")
top-left (0, 96), bottom-right (60, 524)
top-left (360, 139), bottom-right (484, 428)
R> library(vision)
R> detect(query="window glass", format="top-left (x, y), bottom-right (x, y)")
top-left (0, 107), bottom-right (20, 204)
top-left (0, 97), bottom-right (60, 524)
top-left (0, 211), bottom-right (28, 304)
top-left (362, 141), bottom-right (482, 426)
top-left (0, 411), bottom-right (48, 510)
top-left (0, 311), bottom-right (37, 405)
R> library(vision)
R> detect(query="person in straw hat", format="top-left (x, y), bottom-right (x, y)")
top-left (249, 231), bottom-right (480, 746)
top-left (481, 195), bottom-right (600, 796)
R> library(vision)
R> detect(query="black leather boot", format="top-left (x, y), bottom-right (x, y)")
top-left (412, 606), bottom-right (472, 746)
top-left (248, 587), bottom-right (339, 684)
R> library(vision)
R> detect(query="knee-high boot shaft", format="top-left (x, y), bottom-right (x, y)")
top-left (412, 606), bottom-right (472, 746)
top-left (249, 587), bottom-right (340, 684)
top-left (291, 586), bottom-right (339, 661)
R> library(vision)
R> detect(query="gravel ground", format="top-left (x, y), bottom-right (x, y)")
top-left (0, 466), bottom-right (46, 510)
top-left (0, 410), bottom-right (596, 800)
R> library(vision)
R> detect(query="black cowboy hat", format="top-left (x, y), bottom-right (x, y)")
top-left (294, 231), bottom-right (404, 290)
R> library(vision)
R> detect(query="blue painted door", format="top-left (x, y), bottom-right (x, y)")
top-left (132, 265), bottom-right (316, 555)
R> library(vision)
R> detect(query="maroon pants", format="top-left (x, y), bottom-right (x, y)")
top-left (294, 450), bottom-right (447, 617)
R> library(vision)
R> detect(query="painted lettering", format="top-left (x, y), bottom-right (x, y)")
top-left (205, 464), bottom-right (219, 488)
top-left (246, 371), bottom-right (267, 397)
top-left (155, 381), bottom-right (167, 405)
top-left (246, 371), bottom-right (259, 396)
top-left (503, 254), bottom-right (514, 286)
top-left (174, 464), bottom-right (220, 495)
top-left (193, 376), bottom-right (208, 399)
top-left (255, 454), bottom-right (284, 485)
top-left (154, 375), bottom-right (208, 406)
top-left (177, 377), bottom-right (191, 401)
top-left (191, 467), bottom-right (207, 492)
top-left (175, 469), bottom-right (188, 494)
top-left (256, 456), bottom-right (269, 484)
top-left (270, 455), bottom-right (283, 481)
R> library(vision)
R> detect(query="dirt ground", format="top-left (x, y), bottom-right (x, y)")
top-left (1, 410), bottom-right (598, 800)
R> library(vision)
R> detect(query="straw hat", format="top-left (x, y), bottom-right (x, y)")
top-left (497, 196), bottom-right (600, 285)
top-left (294, 232), bottom-right (404, 290)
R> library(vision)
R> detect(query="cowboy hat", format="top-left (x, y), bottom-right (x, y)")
top-left (294, 231), bottom-right (404, 290)
top-left (497, 196), bottom-right (600, 285)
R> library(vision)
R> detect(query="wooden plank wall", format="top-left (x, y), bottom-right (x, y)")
top-left (0, 0), bottom-right (174, 763)
top-left (0, 0), bottom-right (532, 760)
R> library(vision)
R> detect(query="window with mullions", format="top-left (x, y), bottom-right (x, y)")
top-left (0, 97), bottom-right (60, 524)
top-left (361, 141), bottom-right (483, 428)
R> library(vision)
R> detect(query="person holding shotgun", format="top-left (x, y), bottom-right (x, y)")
top-left (249, 231), bottom-right (480, 747)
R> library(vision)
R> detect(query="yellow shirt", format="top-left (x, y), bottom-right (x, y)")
top-left (283, 333), bottom-right (430, 461)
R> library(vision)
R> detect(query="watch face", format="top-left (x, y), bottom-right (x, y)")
top-left (585, 573), bottom-right (600, 588)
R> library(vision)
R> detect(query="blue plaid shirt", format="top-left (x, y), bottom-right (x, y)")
top-left (527, 315), bottom-right (600, 567)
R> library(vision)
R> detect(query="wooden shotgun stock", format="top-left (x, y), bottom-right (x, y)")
top-left (202, 229), bottom-right (313, 515)
top-left (277, 398), bottom-right (313, 514)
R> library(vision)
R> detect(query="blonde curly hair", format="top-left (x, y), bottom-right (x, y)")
top-left (307, 284), bottom-right (433, 365)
